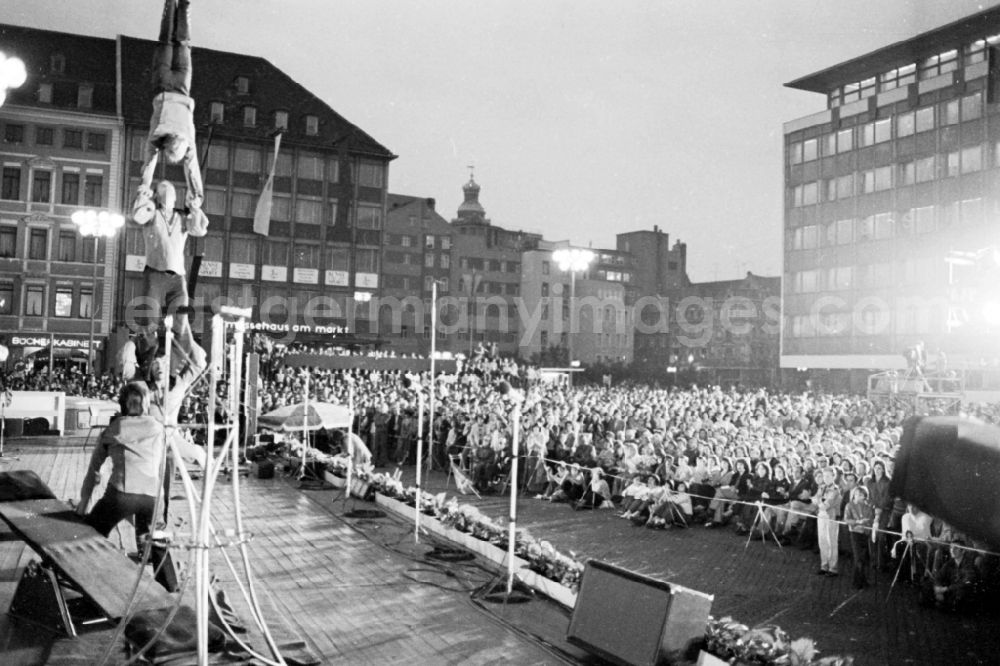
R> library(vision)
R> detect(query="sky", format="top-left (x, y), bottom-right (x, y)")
top-left (2, 0), bottom-right (999, 281)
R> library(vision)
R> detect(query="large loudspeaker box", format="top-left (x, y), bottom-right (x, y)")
top-left (567, 560), bottom-right (713, 666)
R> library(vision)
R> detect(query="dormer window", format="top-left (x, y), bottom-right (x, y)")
top-left (210, 101), bottom-right (224, 123)
top-left (243, 105), bottom-right (257, 127)
top-left (50, 53), bottom-right (65, 74)
top-left (38, 83), bottom-right (52, 104)
top-left (274, 110), bottom-right (288, 130)
top-left (235, 76), bottom-right (250, 94)
top-left (305, 115), bottom-right (319, 136)
top-left (77, 84), bottom-right (93, 109)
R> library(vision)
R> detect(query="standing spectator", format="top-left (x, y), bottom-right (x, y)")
top-left (844, 486), bottom-right (874, 589)
top-left (814, 467), bottom-right (842, 577)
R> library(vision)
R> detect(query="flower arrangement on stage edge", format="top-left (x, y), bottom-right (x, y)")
top-left (703, 617), bottom-right (853, 665)
top-left (321, 456), bottom-right (849, 662)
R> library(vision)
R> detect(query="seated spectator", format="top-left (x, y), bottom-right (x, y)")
top-left (922, 537), bottom-right (979, 612)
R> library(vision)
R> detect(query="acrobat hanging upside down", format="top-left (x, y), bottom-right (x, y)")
top-left (134, 0), bottom-right (204, 217)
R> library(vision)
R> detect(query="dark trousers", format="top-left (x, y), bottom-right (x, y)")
top-left (87, 487), bottom-right (177, 592)
top-left (139, 266), bottom-right (198, 375)
top-left (850, 531), bottom-right (871, 588)
top-left (154, 0), bottom-right (192, 94)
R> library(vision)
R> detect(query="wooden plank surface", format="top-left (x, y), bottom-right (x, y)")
top-left (0, 499), bottom-right (174, 618)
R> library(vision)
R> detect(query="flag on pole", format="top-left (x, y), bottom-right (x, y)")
top-left (450, 460), bottom-right (479, 497)
top-left (253, 132), bottom-right (283, 235)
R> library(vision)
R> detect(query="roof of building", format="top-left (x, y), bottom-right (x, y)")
top-left (785, 5), bottom-right (1000, 93)
top-left (0, 24), bottom-right (118, 114)
top-left (118, 36), bottom-right (394, 159)
top-left (684, 272), bottom-right (781, 297)
top-left (386, 193), bottom-right (451, 231)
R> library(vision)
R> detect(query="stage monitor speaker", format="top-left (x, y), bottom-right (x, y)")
top-left (567, 560), bottom-right (713, 666)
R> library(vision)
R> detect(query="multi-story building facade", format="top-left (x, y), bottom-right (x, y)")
top-left (783, 6), bottom-right (1000, 392)
top-left (380, 194), bottom-right (452, 355)
top-left (519, 242), bottom-right (634, 365)
top-left (116, 36), bottom-right (394, 349)
top-left (617, 226), bottom-right (688, 371)
top-left (668, 273), bottom-right (780, 386)
top-left (0, 26), bottom-right (123, 370)
top-left (449, 176), bottom-right (540, 357)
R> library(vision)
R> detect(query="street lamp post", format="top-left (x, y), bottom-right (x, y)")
top-left (552, 247), bottom-right (595, 380)
top-left (71, 209), bottom-right (124, 375)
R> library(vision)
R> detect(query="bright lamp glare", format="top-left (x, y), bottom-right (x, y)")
top-left (983, 302), bottom-right (1000, 327)
top-left (3, 57), bottom-right (27, 89)
top-left (72, 209), bottom-right (124, 238)
top-left (552, 247), bottom-right (596, 272)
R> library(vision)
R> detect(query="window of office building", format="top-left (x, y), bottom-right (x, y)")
top-left (802, 181), bottom-right (818, 205)
top-left (267, 152), bottom-right (293, 177)
top-left (836, 218), bottom-right (853, 245)
top-left (873, 212), bottom-right (894, 239)
top-left (38, 83), bottom-right (52, 104)
top-left (206, 144), bottom-right (229, 170)
top-left (327, 246), bottom-right (349, 272)
top-left (961, 198), bottom-right (984, 226)
top-left (899, 161), bottom-right (915, 186)
top-left (274, 110), bottom-right (288, 130)
top-left (788, 142), bottom-right (803, 165)
top-left (0, 227), bottom-right (15, 257)
top-left (204, 188), bottom-right (227, 216)
top-left (271, 195), bottom-right (291, 221)
top-left (293, 243), bottom-right (319, 268)
top-left (230, 191), bottom-right (253, 218)
top-left (35, 127), bottom-right (54, 145)
top-left (943, 99), bottom-right (960, 126)
top-left (86, 133), bottom-right (106, 153)
top-left (914, 206), bottom-right (935, 234)
top-left (961, 92), bottom-right (982, 122)
top-left (897, 111), bottom-right (915, 138)
top-left (965, 39), bottom-right (988, 64)
top-left (61, 172), bottom-right (80, 205)
top-left (58, 231), bottom-right (76, 262)
top-left (874, 166), bottom-right (892, 191)
top-left (356, 205), bottom-right (382, 229)
top-left (802, 138), bottom-right (818, 162)
top-left (305, 115), bottom-right (319, 136)
top-left (358, 161), bottom-right (384, 188)
top-left (836, 128), bottom-right (853, 153)
top-left (54, 286), bottom-right (73, 317)
top-left (63, 129), bottom-right (83, 149)
top-left (243, 105), bottom-right (257, 127)
top-left (1, 167), bottom-right (20, 200)
top-left (31, 171), bottom-right (52, 203)
top-left (233, 145), bottom-right (261, 173)
top-left (879, 63), bottom-right (916, 91)
top-left (295, 198), bottom-right (323, 224)
top-left (857, 216), bottom-right (874, 241)
top-left (264, 240), bottom-right (288, 267)
top-left (919, 49), bottom-right (958, 80)
top-left (25, 285), bottom-right (44, 315)
top-left (355, 248), bottom-right (379, 274)
top-left (229, 236), bottom-right (257, 265)
top-left (874, 118), bottom-right (892, 143)
top-left (297, 153), bottom-right (323, 180)
top-left (4, 124), bottom-right (24, 143)
top-left (0, 283), bottom-right (12, 314)
top-left (827, 266), bottom-right (853, 290)
top-left (210, 101), bottom-right (224, 124)
top-left (961, 145), bottom-right (983, 174)
top-left (915, 106), bottom-right (935, 133)
top-left (81, 287), bottom-right (94, 318)
top-left (836, 174), bottom-right (854, 198)
top-left (794, 270), bottom-right (819, 293)
top-left (84, 174), bottom-right (103, 206)
top-left (946, 151), bottom-right (960, 178)
top-left (915, 156), bottom-right (936, 182)
top-left (861, 170), bottom-right (875, 194)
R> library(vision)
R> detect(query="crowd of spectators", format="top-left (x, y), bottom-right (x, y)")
top-left (4, 338), bottom-right (998, 614)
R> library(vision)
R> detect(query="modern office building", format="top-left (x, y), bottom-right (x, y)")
top-left (0, 25), bottom-right (123, 370)
top-left (449, 176), bottom-right (541, 357)
top-left (116, 35), bottom-right (395, 349)
top-left (783, 6), bottom-right (1000, 391)
top-left (380, 194), bottom-right (452, 355)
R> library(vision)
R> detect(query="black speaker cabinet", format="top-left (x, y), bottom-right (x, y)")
top-left (567, 560), bottom-right (713, 666)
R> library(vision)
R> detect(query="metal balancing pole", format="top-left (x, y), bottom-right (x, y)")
top-left (414, 390), bottom-right (424, 543)
top-left (506, 396), bottom-right (523, 596)
top-left (428, 281), bottom-right (437, 473)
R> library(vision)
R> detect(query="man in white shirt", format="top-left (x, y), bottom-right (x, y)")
top-left (133, 180), bottom-right (207, 377)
